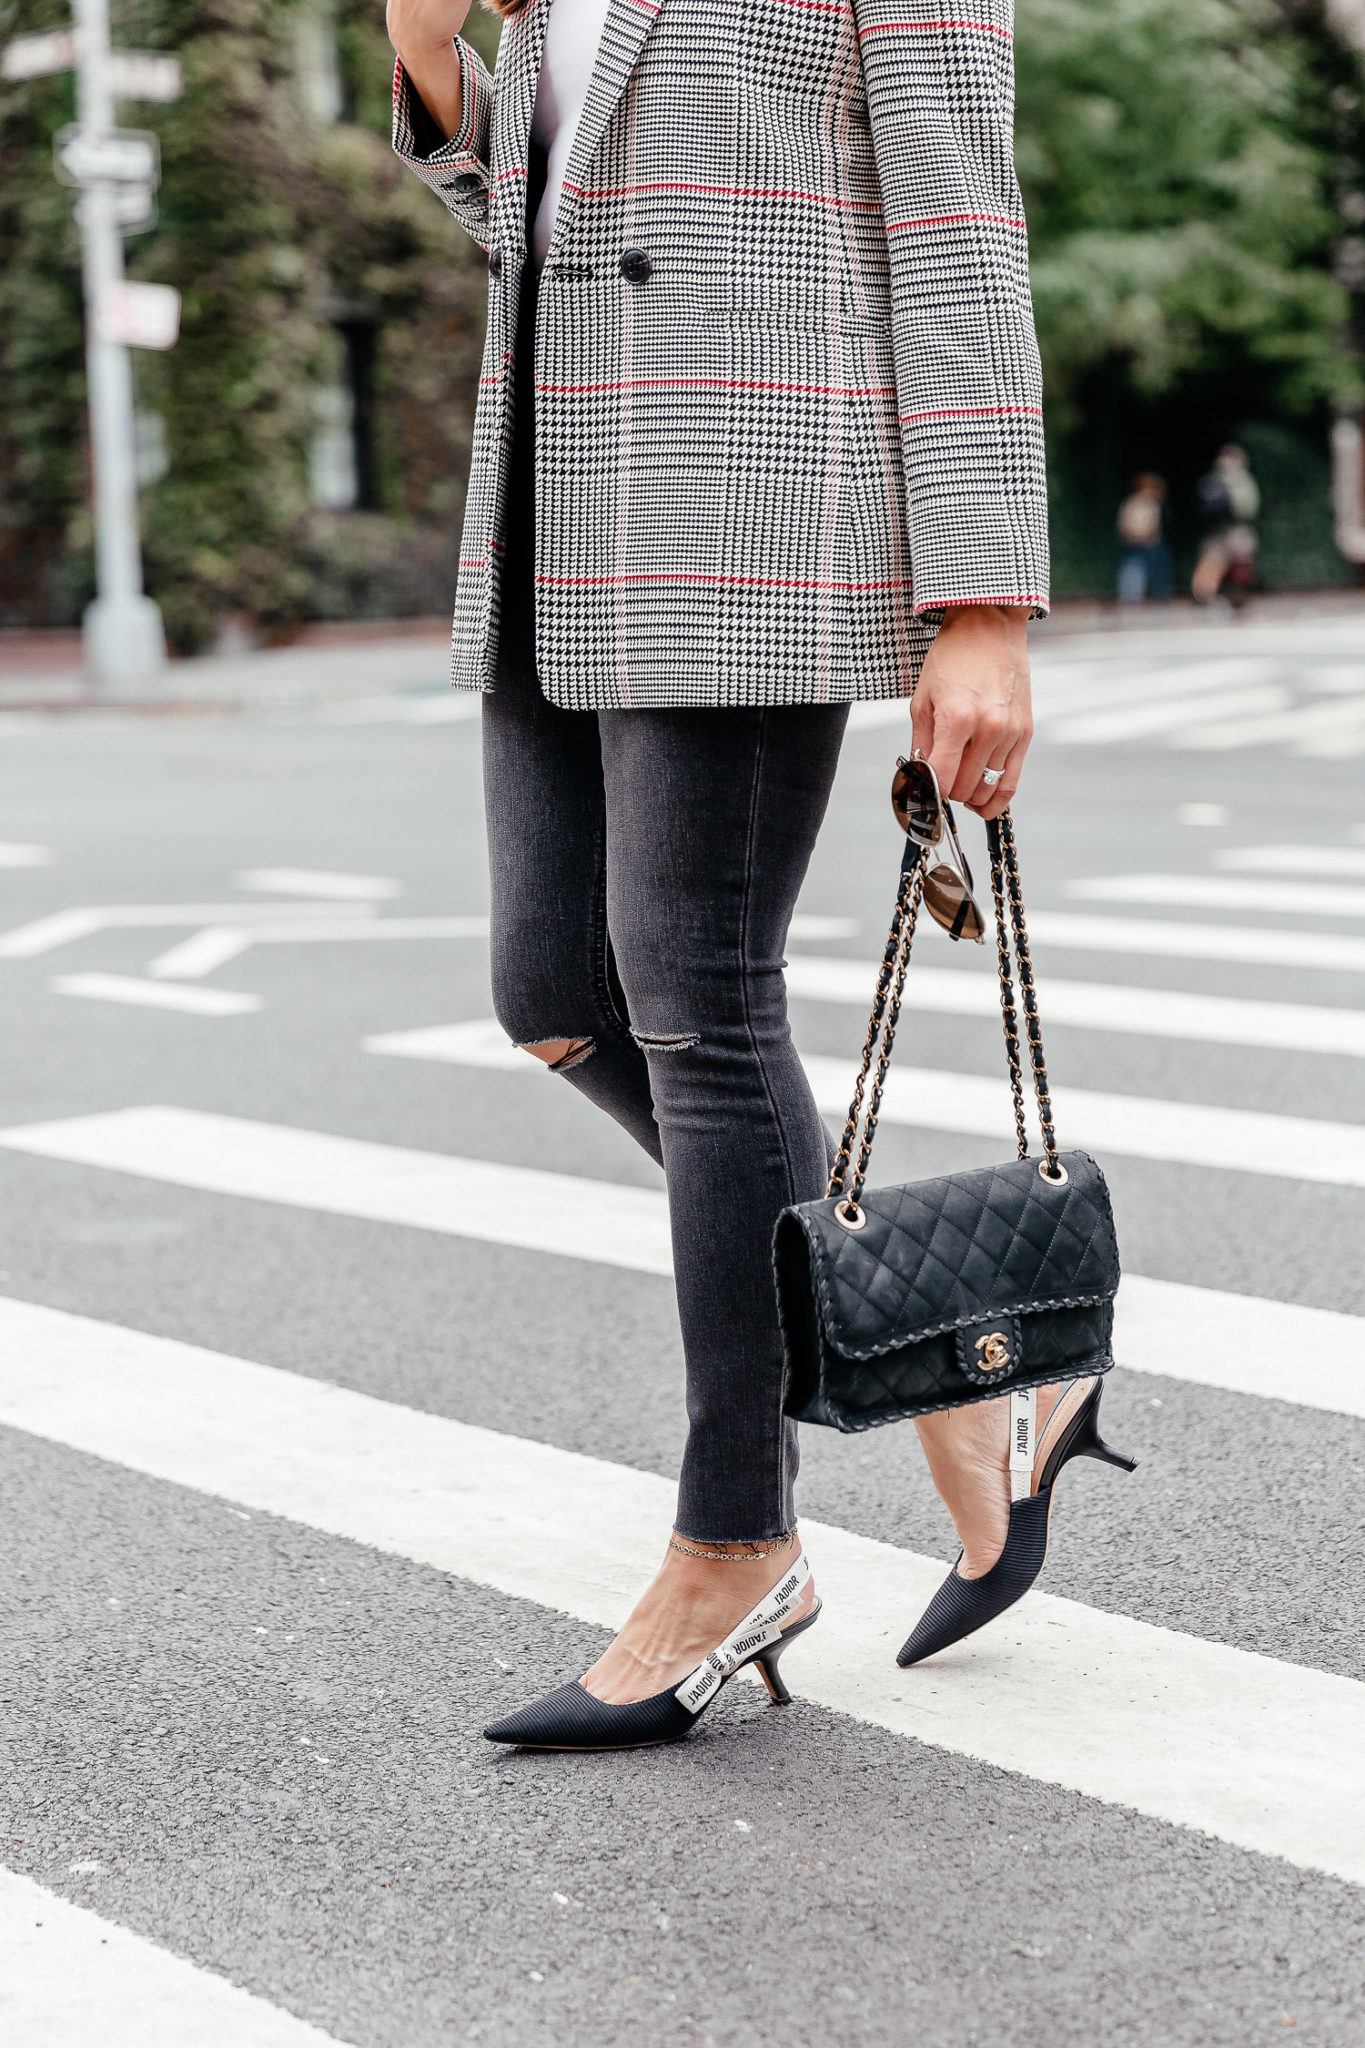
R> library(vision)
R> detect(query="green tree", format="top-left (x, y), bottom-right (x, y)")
top-left (0, 0), bottom-right (88, 622)
top-left (0, 0), bottom-right (502, 646)
top-left (1015, 0), bottom-right (1359, 425)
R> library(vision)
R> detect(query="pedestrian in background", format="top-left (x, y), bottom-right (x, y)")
top-left (1193, 443), bottom-right (1261, 608)
top-left (1115, 472), bottom-right (1173, 605)
top-left (386, 0), bottom-right (1056, 1750)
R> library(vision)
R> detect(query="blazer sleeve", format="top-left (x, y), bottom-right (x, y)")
top-left (854, 0), bottom-right (1049, 619)
top-left (391, 39), bottom-right (496, 249)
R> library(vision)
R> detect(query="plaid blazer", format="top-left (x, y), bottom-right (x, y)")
top-left (394, 0), bottom-right (1048, 709)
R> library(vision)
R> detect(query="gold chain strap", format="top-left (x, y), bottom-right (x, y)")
top-left (826, 853), bottom-right (924, 1205)
top-left (828, 808), bottom-right (1064, 1223)
top-left (987, 822), bottom-right (1029, 1162)
top-left (994, 812), bottom-right (1062, 1180)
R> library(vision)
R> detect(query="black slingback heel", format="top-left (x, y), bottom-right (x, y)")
top-left (897, 1376), bottom-right (1136, 1668)
top-left (485, 1554), bottom-right (820, 1750)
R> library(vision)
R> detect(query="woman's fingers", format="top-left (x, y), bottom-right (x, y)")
top-left (947, 709), bottom-right (1011, 801)
top-left (965, 731), bottom-right (1030, 821)
top-left (909, 606), bottom-right (1034, 821)
top-left (912, 691), bottom-right (972, 797)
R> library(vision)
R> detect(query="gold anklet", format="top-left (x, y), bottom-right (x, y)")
top-left (668, 1532), bottom-right (796, 1563)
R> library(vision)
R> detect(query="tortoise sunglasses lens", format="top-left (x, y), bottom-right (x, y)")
top-left (890, 755), bottom-right (942, 846)
top-left (921, 858), bottom-right (987, 943)
top-left (890, 754), bottom-right (987, 945)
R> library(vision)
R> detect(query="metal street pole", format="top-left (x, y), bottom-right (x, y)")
top-left (73, 0), bottom-right (166, 687)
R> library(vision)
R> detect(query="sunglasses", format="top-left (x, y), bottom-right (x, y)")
top-left (890, 753), bottom-right (987, 944)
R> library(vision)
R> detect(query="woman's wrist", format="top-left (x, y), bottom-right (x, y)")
top-left (935, 603), bottom-right (1031, 649)
top-left (394, 37), bottom-right (464, 142)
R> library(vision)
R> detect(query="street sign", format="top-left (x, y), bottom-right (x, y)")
top-left (77, 184), bottom-right (158, 234)
top-left (113, 183), bottom-right (157, 233)
top-left (54, 122), bottom-right (159, 188)
top-left (95, 281), bottom-right (180, 351)
top-left (107, 51), bottom-right (182, 101)
top-left (1, 30), bottom-right (76, 80)
top-left (4, 36), bottom-right (182, 99)
top-left (15, 0), bottom-right (178, 687)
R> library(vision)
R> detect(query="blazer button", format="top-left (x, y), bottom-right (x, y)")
top-left (487, 248), bottom-right (503, 278)
top-left (619, 248), bottom-right (654, 284)
top-left (453, 171), bottom-right (483, 197)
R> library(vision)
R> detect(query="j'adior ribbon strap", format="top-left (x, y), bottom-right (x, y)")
top-left (672, 1553), bottom-right (813, 1715)
top-left (1009, 1385), bottom-right (1037, 1502)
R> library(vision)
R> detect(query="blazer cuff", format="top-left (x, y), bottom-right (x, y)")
top-left (392, 43), bottom-right (484, 176)
top-left (916, 595), bottom-right (1051, 625)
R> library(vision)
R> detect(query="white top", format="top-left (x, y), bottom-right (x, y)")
top-left (529, 0), bottom-right (615, 267)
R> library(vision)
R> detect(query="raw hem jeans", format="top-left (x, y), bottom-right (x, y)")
top-left (481, 266), bottom-right (848, 1540)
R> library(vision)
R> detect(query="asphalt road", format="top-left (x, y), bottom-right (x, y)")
top-left (1, 607), bottom-right (1364, 2047)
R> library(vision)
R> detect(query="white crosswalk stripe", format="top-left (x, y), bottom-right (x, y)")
top-left (1215, 844), bottom-right (1365, 878)
top-left (1178, 696), bottom-right (1365, 757)
top-left (362, 1021), bottom-right (1365, 1186)
top-left (804, 1058), bottom-right (1365, 1186)
top-left (0, 1865), bottom-right (357, 2046)
top-left (2, 1296), bottom-right (1360, 1887)
top-left (3, 1102), bottom-right (1362, 1418)
top-left (784, 954), bottom-right (1365, 1057)
top-left (0, 901), bottom-right (376, 960)
top-left (236, 868), bottom-right (401, 900)
top-left (983, 910), bottom-right (1365, 973)
top-left (50, 973), bottom-right (263, 1017)
top-left (1046, 683), bottom-right (1291, 747)
top-left (145, 917), bottom-right (489, 981)
top-left (1069, 873), bottom-right (1365, 918)
top-left (1014, 636), bottom-right (1365, 757)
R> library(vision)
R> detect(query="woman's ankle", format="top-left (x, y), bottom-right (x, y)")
top-left (581, 1534), bottom-right (811, 1705)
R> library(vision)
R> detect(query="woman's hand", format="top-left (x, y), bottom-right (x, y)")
top-left (910, 605), bottom-right (1033, 822)
top-left (386, 0), bottom-right (474, 140)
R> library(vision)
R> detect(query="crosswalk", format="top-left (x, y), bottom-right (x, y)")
top-left (0, 1866), bottom-right (355, 2047)
top-left (3, 692), bottom-right (1365, 2038)
top-left (3, 1293), bottom-right (1363, 1890)
top-left (4, 1103), bottom-right (1363, 1421)
top-left (356, 1020), bottom-right (1365, 1185)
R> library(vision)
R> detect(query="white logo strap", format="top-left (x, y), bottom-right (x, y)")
top-left (673, 1552), bottom-right (812, 1715)
top-left (1009, 1386), bottom-right (1037, 1502)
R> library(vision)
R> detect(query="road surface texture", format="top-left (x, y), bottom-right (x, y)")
top-left (1, 604), bottom-right (1363, 2047)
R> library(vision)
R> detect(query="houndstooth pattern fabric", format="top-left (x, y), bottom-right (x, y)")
top-left (393, 0), bottom-right (1049, 709)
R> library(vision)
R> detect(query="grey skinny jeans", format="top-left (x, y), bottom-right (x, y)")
top-left (482, 274), bottom-right (848, 1539)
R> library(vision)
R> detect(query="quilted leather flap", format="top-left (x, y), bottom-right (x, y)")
top-left (792, 1150), bottom-right (1119, 1363)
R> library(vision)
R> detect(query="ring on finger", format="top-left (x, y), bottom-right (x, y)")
top-left (980, 765), bottom-right (1005, 789)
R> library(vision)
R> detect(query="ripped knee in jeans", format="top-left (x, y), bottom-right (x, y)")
top-left (519, 1036), bottom-right (596, 1072)
top-left (631, 1028), bottom-right (701, 1054)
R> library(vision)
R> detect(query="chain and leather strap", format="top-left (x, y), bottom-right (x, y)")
top-left (989, 810), bottom-right (1062, 1179)
top-left (827, 808), bottom-right (1064, 1228)
top-left (826, 846), bottom-right (925, 1222)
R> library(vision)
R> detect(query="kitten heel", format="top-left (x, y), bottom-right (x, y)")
top-left (484, 1557), bottom-right (819, 1749)
top-left (754, 1604), bottom-right (821, 1704)
top-left (1069, 1391), bottom-right (1139, 1473)
top-left (897, 1376), bottom-right (1137, 1668)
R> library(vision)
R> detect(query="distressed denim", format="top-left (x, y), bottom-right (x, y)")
top-left (482, 270), bottom-right (848, 1538)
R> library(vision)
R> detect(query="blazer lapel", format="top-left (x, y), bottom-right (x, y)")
top-left (491, 0), bottom-right (551, 251)
top-left (545, 0), bottom-right (664, 260)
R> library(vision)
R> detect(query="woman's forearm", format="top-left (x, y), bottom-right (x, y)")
top-left (387, 0), bottom-right (471, 142)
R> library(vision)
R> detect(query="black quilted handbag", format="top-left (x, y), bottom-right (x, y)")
top-left (776, 811), bottom-right (1120, 1433)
